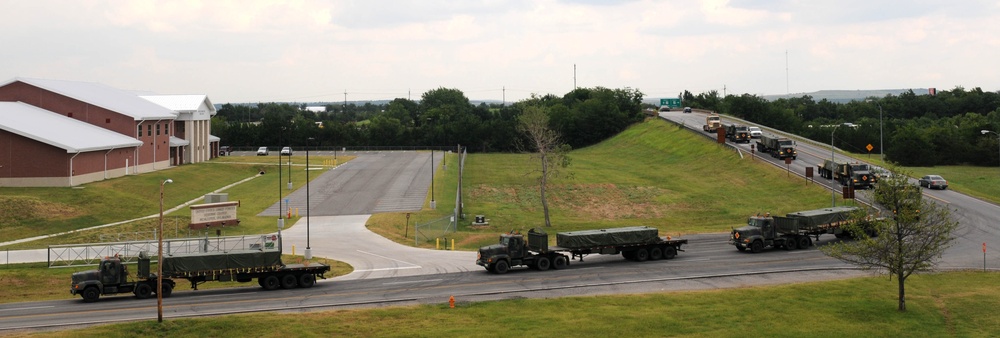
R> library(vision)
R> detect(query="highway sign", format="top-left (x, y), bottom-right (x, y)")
top-left (660, 98), bottom-right (681, 108)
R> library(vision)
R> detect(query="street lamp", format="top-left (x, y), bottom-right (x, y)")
top-left (867, 100), bottom-right (884, 163)
top-left (983, 130), bottom-right (1000, 167)
top-left (286, 147), bottom-right (292, 190)
top-left (305, 137), bottom-right (314, 260)
top-left (157, 178), bottom-right (173, 323)
top-left (831, 124), bottom-right (843, 207)
top-left (430, 149), bottom-right (436, 209)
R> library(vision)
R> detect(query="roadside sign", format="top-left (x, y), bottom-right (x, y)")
top-left (660, 98), bottom-right (682, 108)
top-left (866, 144), bottom-right (873, 152)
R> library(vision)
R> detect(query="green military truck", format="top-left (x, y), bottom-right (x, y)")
top-left (818, 160), bottom-right (877, 189)
top-left (755, 134), bottom-right (797, 160)
top-left (70, 234), bottom-right (330, 302)
top-left (477, 226), bottom-right (687, 274)
top-left (725, 124), bottom-right (751, 143)
top-left (730, 206), bottom-right (861, 253)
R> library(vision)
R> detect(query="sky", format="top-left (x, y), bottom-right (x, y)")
top-left (2, 0), bottom-right (999, 104)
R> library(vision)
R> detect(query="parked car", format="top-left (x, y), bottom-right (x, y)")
top-left (281, 147), bottom-right (293, 156)
top-left (219, 146), bottom-right (231, 156)
top-left (748, 126), bottom-right (762, 138)
top-left (256, 147), bottom-right (269, 156)
top-left (918, 175), bottom-right (948, 190)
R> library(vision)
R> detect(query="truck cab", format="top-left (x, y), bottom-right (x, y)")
top-left (730, 215), bottom-right (775, 253)
top-left (477, 233), bottom-right (527, 273)
top-left (70, 253), bottom-right (172, 302)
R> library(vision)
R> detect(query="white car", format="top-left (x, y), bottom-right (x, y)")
top-left (256, 147), bottom-right (269, 156)
top-left (748, 126), bottom-right (762, 138)
top-left (280, 147), bottom-right (293, 156)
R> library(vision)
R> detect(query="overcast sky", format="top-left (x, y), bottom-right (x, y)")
top-left (2, 0), bottom-right (998, 104)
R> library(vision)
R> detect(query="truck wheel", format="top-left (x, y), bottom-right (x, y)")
top-left (634, 248), bottom-right (649, 262)
top-left (798, 236), bottom-right (812, 249)
top-left (281, 274), bottom-right (298, 289)
top-left (784, 239), bottom-right (797, 250)
top-left (553, 256), bottom-right (568, 269)
top-left (622, 251), bottom-right (635, 260)
top-left (134, 283), bottom-right (153, 299)
top-left (299, 274), bottom-right (316, 288)
top-left (649, 247), bottom-right (663, 260)
top-left (663, 246), bottom-right (677, 259)
top-left (750, 240), bottom-right (764, 253)
top-left (493, 260), bottom-right (509, 274)
top-left (82, 287), bottom-right (100, 303)
top-left (159, 282), bottom-right (173, 298)
top-left (535, 257), bottom-right (551, 271)
top-left (261, 275), bottom-right (281, 290)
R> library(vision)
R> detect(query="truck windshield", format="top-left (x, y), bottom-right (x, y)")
top-left (709, 117), bottom-right (720, 122)
top-left (500, 236), bottom-right (509, 245)
top-left (852, 164), bottom-right (870, 171)
top-left (747, 218), bottom-right (765, 227)
top-left (779, 140), bottom-right (793, 146)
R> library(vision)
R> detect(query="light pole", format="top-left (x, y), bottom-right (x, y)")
top-left (871, 101), bottom-right (884, 163)
top-left (286, 147), bottom-right (292, 190)
top-left (305, 137), bottom-right (314, 260)
top-left (983, 130), bottom-right (1000, 167)
top-left (157, 178), bottom-right (173, 323)
top-left (430, 149), bottom-right (436, 209)
top-left (831, 124), bottom-right (842, 207)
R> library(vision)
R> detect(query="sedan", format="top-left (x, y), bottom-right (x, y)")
top-left (918, 175), bottom-right (948, 190)
top-left (281, 147), bottom-right (293, 156)
top-left (256, 147), bottom-right (269, 156)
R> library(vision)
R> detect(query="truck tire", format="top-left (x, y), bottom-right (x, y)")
top-left (134, 283), bottom-right (153, 299)
top-left (663, 246), bottom-right (677, 259)
top-left (82, 287), bottom-right (100, 303)
top-left (159, 282), bottom-right (173, 298)
top-left (784, 239), bottom-right (797, 250)
top-left (535, 257), bottom-right (551, 271)
top-left (750, 240), bottom-right (764, 253)
top-left (281, 274), bottom-right (298, 289)
top-left (553, 255), bottom-right (568, 269)
top-left (634, 248), bottom-right (649, 262)
top-left (798, 236), bottom-right (812, 249)
top-left (299, 274), bottom-right (316, 288)
top-left (622, 251), bottom-right (635, 260)
top-left (261, 275), bottom-right (281, 290)
top-left (493, 260), bottom-right (509, 274)
top-left (649, 247), bottom-right (663, 260)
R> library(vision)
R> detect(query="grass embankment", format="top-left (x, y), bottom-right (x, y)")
top-left (13, 271), bottom-right (999, 337)
top-left (368, 119), bottom-right (839, 250)
top-left (0, 155), bottom-right (354, 250)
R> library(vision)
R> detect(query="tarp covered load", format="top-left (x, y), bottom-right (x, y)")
top-left (556, 226), bottom-right (659, 249)
top-left (161, 250), bottom-right (282, 276)
top-left (776, 206), bottom-right (857, 233)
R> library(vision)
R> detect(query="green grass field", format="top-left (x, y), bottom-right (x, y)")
top-left (11, 271), bottom-right (998, 337)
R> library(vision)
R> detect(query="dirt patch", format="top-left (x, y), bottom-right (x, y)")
top-left (468, 184), bottom-right (671, 221)
top-left (0, 196), bottom-right (84, 225)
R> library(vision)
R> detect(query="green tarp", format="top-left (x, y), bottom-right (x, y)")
top-left (556, 226), bottom-right (659, 249)
top-left (161, 250), bottom-right (281, 276)
top-left (776, 206), bottom-right (857, 233)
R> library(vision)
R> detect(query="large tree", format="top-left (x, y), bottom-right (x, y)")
top-left (821, 165), bottom-right (958, 311)
top-left (517, 105), bottom-right (570, 228)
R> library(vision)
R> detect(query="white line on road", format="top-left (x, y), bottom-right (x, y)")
top-left (0, 305), bottom-right (54, 312)
top-left (356, 250), bottom-right (420, 267)
top-left (382, 279), bottom-right (443, 285)
top-left (354, 266), bottom-right (424, 272)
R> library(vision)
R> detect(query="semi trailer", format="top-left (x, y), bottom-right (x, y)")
top-left (730, 206), bottom-right (863, 253)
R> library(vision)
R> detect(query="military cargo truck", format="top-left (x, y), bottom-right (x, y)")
top-left (755, 134), bottom-right (797, 159)
top-left (477, 226), bottom-right (687, 274)
top-left (725, 124), bottom-right (751, 143)
top-left (818, 160), bottom-right (876, 189)
top-left (730, 206), bottom-right (861, 253)
top-left (70, 234), bottom-right (330, 302)
top-left (703, 114), bottom-right (722, 133)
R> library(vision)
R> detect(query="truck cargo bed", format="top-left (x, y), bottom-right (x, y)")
top-left (556, 226), bottom-right (660, 249)
top-left (161, 250), bottom-right (282, 277)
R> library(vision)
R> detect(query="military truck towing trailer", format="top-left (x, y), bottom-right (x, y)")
top-left (755, 134), bottom-right (797, 159)
top-left (703, 114), bottom-right (722, 133)
top-left (730, 206), bottom-right (860, 253)
top-left (477, 226), bottom-right (687, 274)
top-left (818, 160), bottom-right (877, 189)
top-left (725, 124), bottom-right (751, 143)
top-left (70, 234), bottom-right (331, 302)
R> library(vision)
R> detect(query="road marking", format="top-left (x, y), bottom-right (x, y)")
top-left (356, 250), bottom-right (420, 267)
top-left (353, 266), bottom-right (423, 272)
top-left (681, 258), bottom-right (711, 262)
top-left (0, 305), bottom-right (54, 312)
top-left (383, 279), bottom-right (443, 285)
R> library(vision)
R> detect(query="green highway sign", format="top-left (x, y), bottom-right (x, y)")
top-left (660, 98), bottom-right (681, 108)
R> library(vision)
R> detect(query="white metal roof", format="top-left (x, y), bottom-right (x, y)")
top-left (2, 77), bottom-right (177, 121)
top-left (0, 102), bottom-right (143, 153)
top-left (140, 94), bottom-right (216, 115)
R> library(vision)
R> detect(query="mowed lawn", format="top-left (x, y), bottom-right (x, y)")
top-left (368, 118), bottom-right (838, 250)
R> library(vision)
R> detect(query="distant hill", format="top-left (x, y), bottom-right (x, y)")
top-left (762, 89), bottom-right (930, 103)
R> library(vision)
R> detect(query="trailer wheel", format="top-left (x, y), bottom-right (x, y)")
top-left (634, 248), bottom-right (649, 262)
top-left (750, 240), bottom-right (764, 253)
top-left (649, 247), bottom-right (663, 260)
top-left (82, 287), bottom-right (100, 303)
top-left (663, 246), bottom-right (677, 259)
top-left (261, 275), bottom-right (281, 290)
top-left (535, 257), bottom-right (551, 271)
top-left (299, 274), bottom-right (315, 288)
top-left (784, 239), bottom-right (798, 250)
top-left (553, 256), bottom-right (568, 269)
top-left (493, 260), bottom-right (509, 274)
top-left (281, 274), bottom-right (298, 289)
top-left (134, 283), bottom-right (153, 299)
top-left (799, 236), bottom-right (812, 249)
top-left (159, 282), bottom-right (173, 298)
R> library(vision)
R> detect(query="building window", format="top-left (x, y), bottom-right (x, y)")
top-left (147, 125), bottom-right (152, 136)
top-left (156, 124), bottom-right (161, 135)
top-left (137, 125), bottom-right (141, 136)
top-left (165, 124), bottom-right (170, 135)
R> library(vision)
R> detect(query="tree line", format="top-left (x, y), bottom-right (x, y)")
top-left (680, 87), bottom-right (1000, 167)
top-left (212, 87), bottom-right (646, 153)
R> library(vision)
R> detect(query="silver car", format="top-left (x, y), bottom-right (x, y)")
top-left (918, 175), bottom-right (948, 190)
top-left (256, 147), bottom-right (269, 156)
